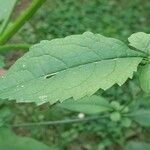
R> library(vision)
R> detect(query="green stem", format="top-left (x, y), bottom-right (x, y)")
top-left (0, 0), bottom-right (46, 45)
top-left (7, 115), bottom-right (108, 127)
top-left (0, 43), bottom-right (31, 52)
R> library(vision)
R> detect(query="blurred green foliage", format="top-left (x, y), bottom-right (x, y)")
top-left (16, 0), bottom-right (149, 43)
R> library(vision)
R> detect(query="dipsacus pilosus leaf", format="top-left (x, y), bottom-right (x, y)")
top-left (0, 32), bottom-right (143, 105)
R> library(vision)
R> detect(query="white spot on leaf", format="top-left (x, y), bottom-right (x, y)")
top-left (39, 95), bottom-right (47, 101)
top-left (22, 64), bottom-right (26, 68)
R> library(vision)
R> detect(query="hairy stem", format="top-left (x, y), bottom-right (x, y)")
top-left (0, 0), bottom-right (46, 44)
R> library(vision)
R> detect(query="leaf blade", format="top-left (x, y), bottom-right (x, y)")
top-left (0, 32), bottom-right (143, 105)
top-left (57, 95), bottom-right (111, 114)
top-left (0, 55), bottom-right (5, 68)
top-left (0, 128), bottom-right (54, 150)
top-left (0, 0), bottom-right (17, 34)
top-left (131, 109), bottom-right (150, 127)
top-left (125, 141), bottom-right (150, 150)
top-left (139, 63), bottom-right (150, 93)
top-left (128, 32), bottom-right (150, 55)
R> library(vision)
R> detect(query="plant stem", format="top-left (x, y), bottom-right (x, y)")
top-left (8, 115), bottom-right (108, 127)
top-left (0, 43), bottom-right (31, 52)
top-left (0, 0), bottom-right (46, 45)
top-left (6, 111), bottom-right (150, 127)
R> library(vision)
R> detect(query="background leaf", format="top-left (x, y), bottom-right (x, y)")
top-left (128, 32), bottom-right (150, 55)
top-left (131, 109), bottom-right (150, 127)
top-left (0, 107), bottom-right (13, 127)
top-left (0, 128), bottom-right (54, 150)
top-left (0, 0), bottom-right (17, 34)
top-left (57, 95), bottom-right (111, 114)
top-left (0, 55), bottom-right (5, 68)
top-left (0, 32), bottom-right (143, 105)
top-left (125, 141), bottom-right (150, 150)
top-left (139, 62), bottom-right (150, 93)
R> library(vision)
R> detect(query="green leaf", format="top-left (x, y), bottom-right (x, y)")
top-left (0, 107), bottom-right (13, 126)
top-left (57, 95), bottom-right (111, 114)
top-left (128, 32), bottom-right (150, 55)
top-left (0, 0), bottom-right (17, 34)
top-left (139, 62), bottom-right (150, 93)
top-left (0, 128), bottom-right (54, 150)
top-left (0, 32), bottom-right (143, 105)
top-left (131, 109), bottom-right (150, 127)
top-left (125, 141), bottom-right (150, 150)
top-left (0, 55), bottom-right (5, 68)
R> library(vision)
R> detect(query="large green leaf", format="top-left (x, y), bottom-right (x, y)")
top-left (57, 95), bottom-right (111, 114)
top-left (0, 32), bottom-right (143, 105)
top-left (0, 0), bottom-right (17, 34)
top-left (125, 141), bottom-right (150, 150)
top-left (128, 32), bottom-right (150, 55)
top-left (0, 128), bottom-right (53, 150)
top-left (139, 62), bottom-right (150, 93)
top-left (131, 109), bottom-right (150, 127)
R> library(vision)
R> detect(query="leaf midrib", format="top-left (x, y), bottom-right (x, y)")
top-left (0, 55), bottom-right (142, 94)
top-left (45, 55), bottom-right (142, 76)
